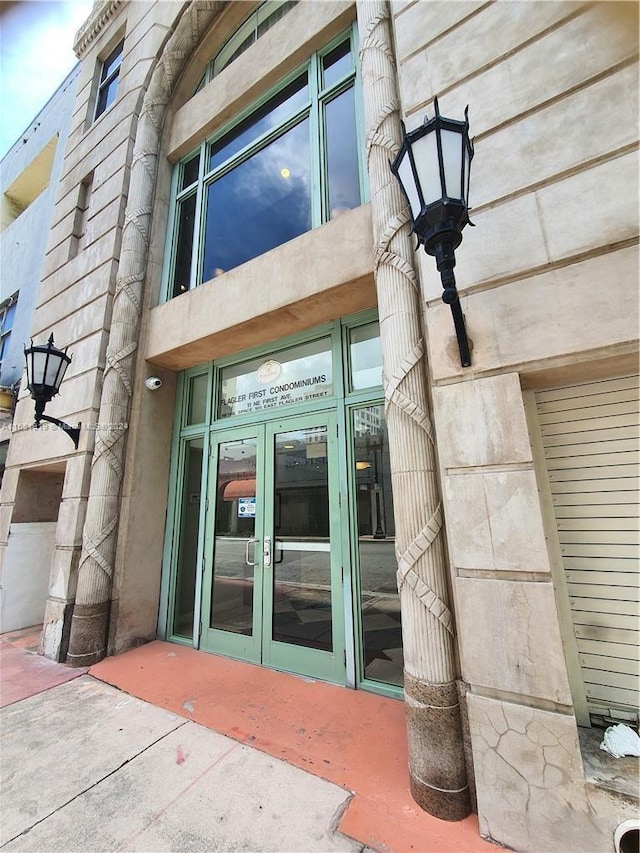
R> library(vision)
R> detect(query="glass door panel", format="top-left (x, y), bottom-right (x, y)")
top-left (263, 414), bottom-right (345, 682)
top-left (171, 437), bottom-right (204, 640)
top-left (201, 414), bottom-right (345, 683)
top-left (271, 427), bottom-right (333, 653)
top-left (352, 405), bottom-right (403, 687)
top-left (201, 426), bottom-right (264, 662)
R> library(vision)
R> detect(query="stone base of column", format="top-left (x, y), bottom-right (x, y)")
top-left (40, 598), bottom-right (74, 662)
top-left (66, 601), bottom-right (110, 667)
top-left (404, 672), bottom-right (471, 821)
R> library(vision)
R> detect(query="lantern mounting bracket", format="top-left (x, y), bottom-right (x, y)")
top-left (34, 407), bottom-right (81, 450)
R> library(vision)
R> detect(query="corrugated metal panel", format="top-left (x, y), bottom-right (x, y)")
top-left (537, 375), bottom-right (639, 723)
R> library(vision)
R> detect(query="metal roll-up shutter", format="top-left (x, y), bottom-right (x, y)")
top-left (536, 375), bottom-right (639, 725)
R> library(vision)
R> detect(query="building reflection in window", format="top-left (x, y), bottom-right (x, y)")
top-left (353, 406), bottom-right (403, 686)
top-left (172, 437), bottom-right (204, 638)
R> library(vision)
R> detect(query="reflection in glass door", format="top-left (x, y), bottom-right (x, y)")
top-left (201, 426), bottom-right (264, 662)
top-left (352, 405), bottom-right (402, 686)
top-left (271, 427), bottom-right (332, 651)
top-left (201, 414), bottom-right (345, 683)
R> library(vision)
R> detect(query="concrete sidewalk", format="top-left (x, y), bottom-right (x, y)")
top-left (1, 670), bottom-right (363, 852)
top-left (1, 632), bottom-right (498, 853)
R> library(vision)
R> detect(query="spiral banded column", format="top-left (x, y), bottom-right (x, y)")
top-left (67, 1), bottom-right (224, 666)
top-left (357, 0), bottom-right (470, 820)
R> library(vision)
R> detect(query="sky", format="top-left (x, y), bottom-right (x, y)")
top-left (0, 0), bottom-right (94, 158)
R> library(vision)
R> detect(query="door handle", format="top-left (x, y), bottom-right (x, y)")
top-left (245, 537), bottom-right (258, 566)
top-left (263, 535), bottom-right (272, 568)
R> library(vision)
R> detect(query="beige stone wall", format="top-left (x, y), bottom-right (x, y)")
top-left (392, 1), bottom-right (639, 850)
top-left (112, 0), bottom-right (376, 651)
top-left (0, 0), bottom-right (189, 658)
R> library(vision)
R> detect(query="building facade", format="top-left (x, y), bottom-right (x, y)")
top-left (0, 1), bottom-right (637, 851)
top-left (0, 65), bottom-right (80, 629)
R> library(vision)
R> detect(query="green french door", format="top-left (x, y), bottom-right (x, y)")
top-left (200, 411), bottom-right (346, 683)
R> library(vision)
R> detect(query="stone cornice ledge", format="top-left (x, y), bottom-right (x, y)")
top-left (74, 0), bottom-right (125, 58)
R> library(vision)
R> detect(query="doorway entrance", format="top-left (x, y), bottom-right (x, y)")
top-left (201, 412), bottom-right (345, 683)
top-left (162, 314), bottom-right (403, 695)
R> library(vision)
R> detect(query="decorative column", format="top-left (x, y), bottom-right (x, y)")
top-left (66, 1), bottom-right (224, 666)
top-left (357, 1), bottom-right (470, 820)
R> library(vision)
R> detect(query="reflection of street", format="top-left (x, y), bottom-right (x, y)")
top-left (211, 537), bottom-right (398, 596)
top-left (210, 536), bottom-right (403, 685)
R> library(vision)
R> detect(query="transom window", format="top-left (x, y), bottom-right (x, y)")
top-left (166, 25), bottom-right (364, 300)
top-left (194, 1), bottom-right (298, 94)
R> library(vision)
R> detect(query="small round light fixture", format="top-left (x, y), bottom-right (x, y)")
top-left (280, 168), bottom-right (291, 179)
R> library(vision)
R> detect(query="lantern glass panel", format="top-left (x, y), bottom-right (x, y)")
top-left (463, 141), bottom-right (471, 205)
top-left (396, 150), bottom-right (421, 221)
top-left (411, 130), bottom-right (441, 206)
top-left (44, 353), bottom-right (65, 388)
top-left (53, 356), bottom-right (70, 389)
top-left (31, 350), bottom-right (48, 385)
top-left (440, 128), bottom-right (463, 200)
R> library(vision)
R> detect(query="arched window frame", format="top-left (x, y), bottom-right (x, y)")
top-left (193, 1), bottom-right (299, 95)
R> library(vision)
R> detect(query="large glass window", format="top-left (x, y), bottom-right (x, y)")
top-left (166, 26), bottom-right (363, 299)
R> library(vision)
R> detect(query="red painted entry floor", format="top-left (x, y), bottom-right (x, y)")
top-left (90, 641), bottom-right (497, 853)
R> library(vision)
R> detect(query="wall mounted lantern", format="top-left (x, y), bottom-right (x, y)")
top-left (24, 334), bottom-right (80, 448)
top-left (390, 98), bottom-right (474, 367)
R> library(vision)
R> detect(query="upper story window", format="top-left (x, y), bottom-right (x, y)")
top-left (194, 1), bottom-right (298, 94)
top-left (94, 39), bottom-right (124, 119)
top-left (166, 25), bottom-right (364, 300)
top-left (0, 296), bottom-right (17, 373)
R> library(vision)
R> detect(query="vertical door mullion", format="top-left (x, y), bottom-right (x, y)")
top-left (261, 424), bottom-right (275, 664)
top-left (192, 428), bottom-right (211, 647)
top-left (191, 141), bottom-right (206, 290)
top-left (308, 52), bottom-right (323, 229)
top-left (327, 410), bottom-right (346, 682)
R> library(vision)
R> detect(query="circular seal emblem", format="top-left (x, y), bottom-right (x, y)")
top-left (256, 359), bottom-right (282, 384)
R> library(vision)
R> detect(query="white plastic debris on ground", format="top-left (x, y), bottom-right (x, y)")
top-left (599, 723), bottom-right (640, 759)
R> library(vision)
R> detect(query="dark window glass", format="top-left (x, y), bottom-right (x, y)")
top-left (172, 438), bottom-right (204, 639)
top-left (96, 76), bottom-right (119, 117)
top-left (257, 1), bottom-right (297, 37)
top-left (325, 87), bottom-right (360, 220)
top-left (209, 75), bottom-right (308, 171)
top-left (222, 32), bottom-right (256, 68)
top-left (172, 194), bottom-right (197, 297)
top-left (0, 335), bottom-right (10, 362)
top-left (272, 426), bottom-right (332, 652)
top-left (349, 322), bottom-right (383, 390)
top-left (322, 40), bottom-right (351, 90)
top-left (211, 2), bottom-right (298, 80)
top-left (181, 155), bottom-right (200, 191)
top-left (95, 40), bottom-right (123, 119)
top-left (187, 373), bottom-right (208, 425)
top-left (102, 41), bottom-right (123, 80)
top-left (203, 118), bottom-right (311, 280)
top-left (2, 302), bottom-right (17, 334)
top-left (211, 438), bottom-right (258, 635)
top-left (352, 405), bottom-right (402, 686)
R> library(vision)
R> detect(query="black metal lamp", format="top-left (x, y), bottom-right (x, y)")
top-left (24, 334), bottom-right (80, 448)
top-left (390, 98), bottom-right (474, 367)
